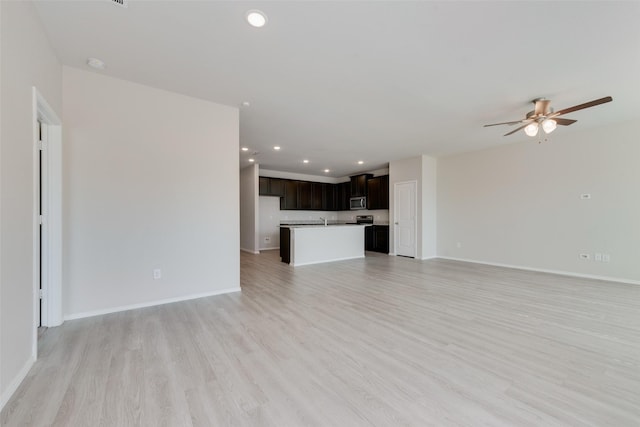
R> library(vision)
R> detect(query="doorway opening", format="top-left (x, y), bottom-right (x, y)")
top-left (32, 87), bottom-right (63, 359)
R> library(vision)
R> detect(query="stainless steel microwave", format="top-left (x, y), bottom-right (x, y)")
top-left (350, 196), bottom-right (367, 210)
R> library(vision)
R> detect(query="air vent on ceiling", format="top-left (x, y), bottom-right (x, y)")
top-left (111, 0), bottom-right (128, 8)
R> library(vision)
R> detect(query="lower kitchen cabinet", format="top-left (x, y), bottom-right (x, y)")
top-left (280, 227), bottom-right (291, 263)
top-left (365, 225), bottom-right (389, 254)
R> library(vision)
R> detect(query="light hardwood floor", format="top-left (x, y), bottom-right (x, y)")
top-left (2, 251), bottom-right (640, 426)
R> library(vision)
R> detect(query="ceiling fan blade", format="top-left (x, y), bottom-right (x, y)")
top-left (554, 118), bottom-right (577, 126)
top-left (504, 123), bottom-right (529, 136)
top-left (552, 96), bottom-right (613, 117)
top-left (534, 99), bottom-right (551, 116)
top-left (483, 120), bottom-right (524, 127)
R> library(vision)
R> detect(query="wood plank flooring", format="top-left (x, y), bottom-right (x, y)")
top-left (2, 251), bottom-right (640, 426)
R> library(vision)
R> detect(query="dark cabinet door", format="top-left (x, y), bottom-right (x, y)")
top-left (373, 225), bottom-right (389, 253)
top-left (311, 183), bottom-right (325, 210)
top-left (366, 175), bottom-right (389, 210)
top-left (365, 226), bottom-right (374, 251)
top-left (380, 175), bottom-right (389, 209)
top-left (269, 178), bottom-right (285, 196)
top-left (259, 177), bottom-right (285, 197)
top-left (350, 174), bottom-right (373, 197)
top-left (298, 181), bottom-right (312, 210)
top-left (336, 182), bottom-right (350, 210)
top-left (259, 177), bottom-right (270, 195)
top-left (281, 180), bottom-right (299, 210)
top-left (325, 184), bottom-right (336, 211)
top-left (367, 177), bottom-right (381, 209)
top-left (280, 227), bottom-right (291, 263)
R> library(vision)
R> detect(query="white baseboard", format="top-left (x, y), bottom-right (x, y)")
top-left (259, 246), bottom-right (280, 251)
top-left (240, 248), bottom-right (260, 254)
top-left (421, 255), bottom-right (438, 260)
top-left (1, 354), bottom-right (36, 411)
top-left (64, 287), bottom-right (241, 321)
top-left (292, 255), bottom-right (365, 267)
top-left (437, 256), bottom-right (640, 286)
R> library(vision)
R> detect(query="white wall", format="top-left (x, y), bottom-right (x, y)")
top-left (240, 164), bottom-right (259, 253)
top-left (421, 155), bottom-right (437, 259)
top-left (0, 0), bottom-right (63, 409)
top-left (62, 66), bottom-right (240, 319)
top-left (258, 196), bottom-right (281, 250)
top-left (437, 120), bottom-right (640, 283)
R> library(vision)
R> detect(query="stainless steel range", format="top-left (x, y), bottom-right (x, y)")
top-left (355, 215), bottom-right (374, 224)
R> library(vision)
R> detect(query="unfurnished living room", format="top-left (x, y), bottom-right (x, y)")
top-left (1, 1), bottom-right (639, 426)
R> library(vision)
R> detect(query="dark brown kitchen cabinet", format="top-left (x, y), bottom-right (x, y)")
top-left (280, 227), bottom-right (291, 263)
top-left (325, 184), bottom-right (336, 211)
top-left (259, 177), bottom-right (270, 195)
top-left (298, 181), bottom-right (312, 209)
top-left (335, 182), bottom-right (351, 210)
top-left (280, 180), bottom-right (299, 210)
top-left (259, 177), bottom-right (285, 197)
top-left (365, 225), bottom-right (389, 254)
top-left (350, 174), bottom-right (373, 197)
top-left (311, 183), bottom-right (327, 210)
top-left (367, 175), bottom-right (389, 210)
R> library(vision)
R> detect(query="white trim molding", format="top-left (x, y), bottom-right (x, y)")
top-left (63, 287), bottom-right (242, 321)
top-left (32, 87), bottom-right (64, 356)
top-left (437, 256), bottom-right (640, 286)
top-left (241, 248), bottom-right (260, 255)
top-left (0, 355), bottom-right (36, 411)
top-left (292, 255), bottom-right (365, 267)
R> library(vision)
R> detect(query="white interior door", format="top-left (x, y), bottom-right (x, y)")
top-left (394, 181), bottom-right (416, 258)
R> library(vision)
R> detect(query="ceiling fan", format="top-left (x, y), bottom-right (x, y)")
top-left (484, 96), bottom-right (613, 137)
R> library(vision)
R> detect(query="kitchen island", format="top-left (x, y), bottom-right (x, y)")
top-left (280, 224), bottom-right (366, 266)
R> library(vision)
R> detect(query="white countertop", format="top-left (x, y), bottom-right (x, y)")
top-left (281, 224), bottom-right (366, 229)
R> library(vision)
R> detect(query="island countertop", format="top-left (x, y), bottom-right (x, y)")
top-left (279, 224), bottom-right (366, 229)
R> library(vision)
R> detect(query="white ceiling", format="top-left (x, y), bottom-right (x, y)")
top-left (34, 1), bottom-right (640, 177)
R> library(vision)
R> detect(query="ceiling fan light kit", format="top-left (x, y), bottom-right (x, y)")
top-left (484, 96), bottom-right (613, 138)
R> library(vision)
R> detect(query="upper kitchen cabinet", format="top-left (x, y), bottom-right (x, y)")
top-left (367, 175), bottom-right (389, 210)
top-left (336, 182), bottom-right (351, 211)
top-left (280, 180), bottom-right (299, 210)
top-left (350, 174), bottom-right (373, 197)
top-left (311, 182), bottom-right (332, 211)
top-left (325, 184), bottom-right (336, 211)
top-left (298, 181), bottom-right (313, 210)
top-left (259, 177), bottom-right (285, 197)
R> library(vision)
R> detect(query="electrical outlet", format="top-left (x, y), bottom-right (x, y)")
top-left (265, 236), bottom-right (271, 242)
top-left (602, 254), bottom-right (611, 263)
top-left (153, 269), bottom-right (162, 279)
top-left (595, 253), bottom-right (602, 262)
top-left (580, 193), bottom-right (591, 200)
top-left (579, 253), bottom-right (590, 261)
top-left (456, 242), bottom-right (462, 248)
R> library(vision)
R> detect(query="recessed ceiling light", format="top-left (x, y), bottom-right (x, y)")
top-left (87, 57), bottom-right (106, 70)
top-left (249, 158), bottom-right (255, 162)
top-left (324, 169), bottom-right (330, 173)
top-left (241, 101), bottom-right (250, 107)
top-left (241, 147), bottom-right (249, 151)
top-left (357, 160), bottom-right (364, 165)
top-left (303, 159), bottom-right (309, 164)
top-left (273, 146), bottom-right (281, 150)
top-left (246, 10), bottom-right (267, 28)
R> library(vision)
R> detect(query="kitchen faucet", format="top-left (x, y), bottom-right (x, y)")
top-left (319, 217), bottom-right (328, 226)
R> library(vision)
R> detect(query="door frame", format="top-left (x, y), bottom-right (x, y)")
top-left (32, 87), bottom-right (63, 357)
top-left (393, 180), bottom-right (417, 258)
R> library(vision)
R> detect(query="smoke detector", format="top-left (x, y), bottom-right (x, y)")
top-left (111, 0), bottom-right (128, 8)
